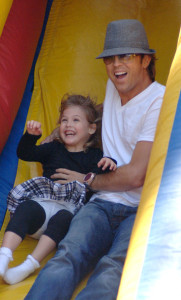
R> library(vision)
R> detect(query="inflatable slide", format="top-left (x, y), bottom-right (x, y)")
top-left (0, 0), bottom-right (180, 299)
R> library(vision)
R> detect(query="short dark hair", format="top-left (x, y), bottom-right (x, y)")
top-left (141, 54), bottom-right (156, 82)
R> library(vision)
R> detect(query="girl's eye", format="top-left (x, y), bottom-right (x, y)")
top-left (61, 118), bottom-right (67, 122)
top-left (74, 118), bottom-right (79, 122)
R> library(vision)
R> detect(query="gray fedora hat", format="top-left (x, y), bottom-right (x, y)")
top-left (97, 19), bottom-right (155, 59)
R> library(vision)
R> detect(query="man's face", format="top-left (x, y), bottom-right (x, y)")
top-left (104, 54), bottom-right (151, 104)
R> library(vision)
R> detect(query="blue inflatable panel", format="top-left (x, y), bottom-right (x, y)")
top-left (137, 90), bottom-right (181, 299)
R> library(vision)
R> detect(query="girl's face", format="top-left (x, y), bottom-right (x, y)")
top-left (59, 105), bottom-right (96, 152)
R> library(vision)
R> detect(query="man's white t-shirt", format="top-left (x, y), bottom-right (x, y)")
top-left (91, 79), bottom-right (165, 207)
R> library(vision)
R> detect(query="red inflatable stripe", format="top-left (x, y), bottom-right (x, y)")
top-left (0, 0), bottom-right (48, 153)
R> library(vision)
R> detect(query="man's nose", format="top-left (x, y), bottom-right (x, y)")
top-left (113, 55), bottom-right (123, 66)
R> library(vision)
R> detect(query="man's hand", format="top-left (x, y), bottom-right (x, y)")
top-left (51, 168), bottom-right (85, 184)
top-left (27, 120), bottom-right (42, 136)
top-left (97, 157), bottom-right (117, 171)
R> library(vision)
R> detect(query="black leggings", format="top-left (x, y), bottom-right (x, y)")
top-left (6, 200), bottom-right (73, 246)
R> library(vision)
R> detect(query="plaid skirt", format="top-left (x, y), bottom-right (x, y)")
top-left (7, 177), bottom-right (86, 215)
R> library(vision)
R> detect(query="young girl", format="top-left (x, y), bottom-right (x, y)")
top-left (0, 94), bottom-right (116, 285)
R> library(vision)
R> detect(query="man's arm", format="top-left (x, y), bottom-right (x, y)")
top-left (51, 140), bottom-right (153, 192)
top-left (91, 140), bottom-right (153, 192)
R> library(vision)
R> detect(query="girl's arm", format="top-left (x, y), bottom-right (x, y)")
top-left (17, 120), bottom-right (49, 162)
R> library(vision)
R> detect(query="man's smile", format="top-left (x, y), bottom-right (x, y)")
top-left (114, 71), bottom-right (127, 79)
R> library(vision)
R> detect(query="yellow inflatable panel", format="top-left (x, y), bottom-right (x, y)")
top-left (0, 0), bottom-right (13, 36)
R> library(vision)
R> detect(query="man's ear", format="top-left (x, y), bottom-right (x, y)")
top-left (89, 123), bottom-right (97, 135)
top-left (143, 54), bottom-right (151, 68)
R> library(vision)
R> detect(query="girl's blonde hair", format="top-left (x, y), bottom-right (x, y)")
top-left (58, 94), bottom-right (102, 151)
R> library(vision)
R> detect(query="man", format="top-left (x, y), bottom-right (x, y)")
top-left (25, 19), bottom-right (165, 300)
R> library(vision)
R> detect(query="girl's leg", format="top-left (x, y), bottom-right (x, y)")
top-left (0, 247), bottom-right (13, 277)
top-left (31, 235), bottom-right (56, 263)
top-left (0, 232), bottom-right (22, 277)
top-left (25, 201), bottom-right (113, 300)
top-left (4, 209), bottom-right (73, 285)
top-left (0, 200), bottom-right (45, 279)
top-left (32, 209), bottom-right (73, 262)
top-left (1, 232), bottom-right (22, 251)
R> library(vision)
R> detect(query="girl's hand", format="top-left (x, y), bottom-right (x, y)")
top-left (27, 120), bottom-right (42, 136)
top-left (97, 157), bottom-right (117, 171)
top-left (51, 168), bottom-right (85, 184)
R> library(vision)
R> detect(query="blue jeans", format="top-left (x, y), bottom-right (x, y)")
top-left (25, 199), bottom-right (137, 300)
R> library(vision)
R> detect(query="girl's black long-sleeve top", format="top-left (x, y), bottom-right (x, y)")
top-left (17, 132), bottom-right (116, 181)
